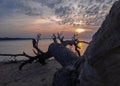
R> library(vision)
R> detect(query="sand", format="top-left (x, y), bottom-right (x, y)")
top-left (0, 59), bottom-right (61, 86)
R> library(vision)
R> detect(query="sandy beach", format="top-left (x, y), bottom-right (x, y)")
top-left (0, 59), bottom-right (61, 86)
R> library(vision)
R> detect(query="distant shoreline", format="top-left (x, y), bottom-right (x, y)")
top-left (0, 37), bottom-right (51, 41)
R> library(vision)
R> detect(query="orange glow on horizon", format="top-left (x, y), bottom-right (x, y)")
top-left (75, 28), bottom-right (86, 33)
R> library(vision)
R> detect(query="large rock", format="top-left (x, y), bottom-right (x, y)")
top-left (78, 1), bottom-right (120, 86)
top-left (84, 0), bottom-right (120, 64)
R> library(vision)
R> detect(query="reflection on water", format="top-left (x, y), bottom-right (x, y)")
top-left (78, 42), bottom-right (89, 55)
top-left (0, 39), bottom-right (88, 62)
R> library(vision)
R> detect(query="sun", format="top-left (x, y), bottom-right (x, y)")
top-left (75, 28), bottom-right (86, 33)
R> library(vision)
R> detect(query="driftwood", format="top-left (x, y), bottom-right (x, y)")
top-left (0, 33), bottom-right (89, 70)
top-left (48, 43), bottom-right (79, 66)
top-left (0, 54), bottom-right (26, 57)
top-left (40, 33), bottom-right (89, 67)
top-left (55, 33), bottom-right (89, 56)
top-left (17, 34), bottom-right (51, 70)
top-left (0, 34), bottom-right (51, 70)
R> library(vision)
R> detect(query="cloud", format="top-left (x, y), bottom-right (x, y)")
top-left (0, 0), bottom-right (117, 27)
top-left (53, 0), bottom-right (117, 26)
top-left (0, 0), bottom-right (118, 38)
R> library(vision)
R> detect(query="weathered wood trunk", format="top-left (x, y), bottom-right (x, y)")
top-left (48, 43), bottom-right (79, 67)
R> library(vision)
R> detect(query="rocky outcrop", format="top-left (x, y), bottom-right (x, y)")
top-left (78, 1), bottom-right (120, 86)
top-left (84, 0), bottom-right (120, 64)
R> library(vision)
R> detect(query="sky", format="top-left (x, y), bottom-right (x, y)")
top-left (0, 0), bottom-right (117, 40)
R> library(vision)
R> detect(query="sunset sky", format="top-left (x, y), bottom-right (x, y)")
top-left (0, 0), bottom-right (117, 40)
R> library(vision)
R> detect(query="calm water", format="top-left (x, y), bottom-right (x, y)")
top-left (0, 40), bottom-right (88, 62)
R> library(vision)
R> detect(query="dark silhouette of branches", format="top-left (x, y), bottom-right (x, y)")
top-left (55, 33), bottom-right (89, 56)
top-left (0, 33), bottom-right (89, 70)
top-left (0, 34), bottom-right (51, 70)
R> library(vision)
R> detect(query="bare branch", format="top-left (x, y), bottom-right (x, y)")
top-left (32, 34), bottom-right (44, 54)
top-left (72, 34), bottom-right (81, 56)
top-left (77, 41), bottom-right (89, 44)
top-left (0, 52), bottom-right (33, 59)
top-left (36, 33), bottom-right (41, 45)
top-left (32, 49), bottom-right (37, 55)
top-left (72, 33), bottom-right (79, 40)
top-left (51, 34), bottom-right (57, 43)
top-left (57, 32), bottom-right (64, 43)
top-left (19, 59), bottom-right (34, 70)
top-left (74, 41), bottom-right (81, 57)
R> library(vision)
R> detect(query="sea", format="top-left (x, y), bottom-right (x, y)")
top-left (0, 39), bottom-right (89, 62)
